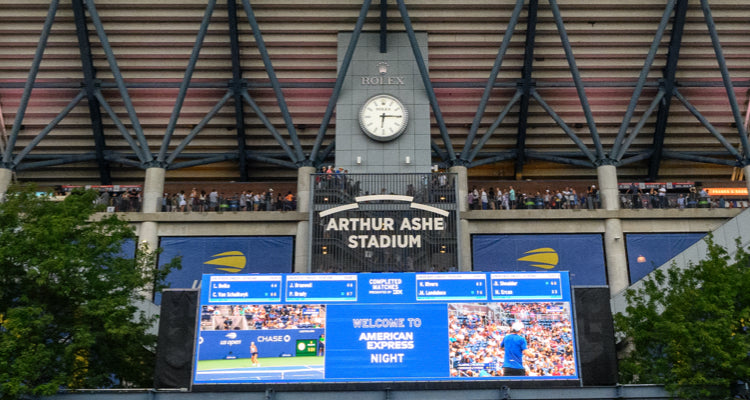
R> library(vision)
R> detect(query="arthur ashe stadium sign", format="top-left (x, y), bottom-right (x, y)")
top-left (310, 191), bottom-right (458, 273)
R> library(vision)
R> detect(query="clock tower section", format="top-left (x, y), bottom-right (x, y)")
top-left (335, 32), bottom-right (431, 174)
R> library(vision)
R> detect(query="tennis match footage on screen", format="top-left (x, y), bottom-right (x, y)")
top-left (192, 272), bottom-right (580, 384)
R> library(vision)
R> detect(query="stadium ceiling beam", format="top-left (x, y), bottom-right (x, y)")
top-left (525, 151), bottom-right (597, 168)
top-left (316, 141), bottom-right (336, 166)
top-left (396, 0), bottom-right (456, 163)
top-left (467, 151), bottom-right (517, 168)
top-left (467, 90), bottom-right (523, 163)
top-left (228, 0), bottom-right (248, 181)
top-left (531, 89), bottom-right (597, 165)
top-left (701, 0), bottom-right (750, 163)
top-left (461, 0), bottom-right (524, 163)
top-left (246, 153), bottom-right (298, 169)
top-left (612, 0), bottom-right (677, 161)
top-left (15, 153), bottom-right (99, 171)
top-left (1, 0), bottom-right (58, 169)
top-left (85, 0), bottom-right (153, 165)
top-left (309, 0), bottom-right (373, 166)
top-left (647, 0), bottom-right (686, 181)
top-left (673, 89), bottom-right (743, 161)
top-left (662, 150), bottom-right (740, 167)
top-left (380, 0), bottom-right (388, 53)
top-left (513, 0), bottom-right (539, 179)
top-left (169, 153), bottom-right (240, 171)
top-left (71, 0), bottom-right (110, 184)
top-left (166, 90), bottom-right (234, 165)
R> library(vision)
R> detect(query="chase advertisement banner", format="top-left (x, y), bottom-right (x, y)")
top-left (472, 234), bottom-right (607, 286)
top-left (193, 272), bottom-right (579, 384)
top-left (156, 237), bottom-right (293, 303)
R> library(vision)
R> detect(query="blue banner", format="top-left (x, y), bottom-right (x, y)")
top-left (156, 236), bottom-right (293, 304)
top-left (472, 234), bottom-right (606, 286)
top-left (626, 233), bottom-right (705, 284)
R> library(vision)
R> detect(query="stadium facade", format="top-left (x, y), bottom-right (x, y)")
top-left (2, 0), bottom-right (750, 398)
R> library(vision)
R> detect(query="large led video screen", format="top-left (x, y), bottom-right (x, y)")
top-left (193, 272), bottom-right (578, 384)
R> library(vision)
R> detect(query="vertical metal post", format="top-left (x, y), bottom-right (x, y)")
top-left (380, 0), bottom-right (387, 53)
top-left (514, 0), bottom-right (538, 179)
top-left (228, 0), bottom-right (249, 181)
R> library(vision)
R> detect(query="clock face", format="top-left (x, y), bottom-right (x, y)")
top-left (358, 94), bottom-right (409, 141)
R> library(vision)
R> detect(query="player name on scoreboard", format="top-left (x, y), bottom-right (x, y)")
top-left (205, 272), bottom-right (564, 304)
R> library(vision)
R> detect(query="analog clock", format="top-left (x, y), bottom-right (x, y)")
top-left (358, 94), bottom-right (409, 142)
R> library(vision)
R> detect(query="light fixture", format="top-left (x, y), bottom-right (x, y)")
top-left (356, 156), bottom-right (362, 164)
top-left (405, 156), bottom-right (411, 164)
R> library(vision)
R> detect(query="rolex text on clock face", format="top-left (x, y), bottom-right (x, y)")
top-left (359, 94), bottom-right (409, 141)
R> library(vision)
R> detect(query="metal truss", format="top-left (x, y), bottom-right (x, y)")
top-left (3, 0), bottom-right (749, 183)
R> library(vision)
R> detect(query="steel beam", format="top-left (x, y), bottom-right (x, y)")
top-left (548, 0), bottom-right (603, 160)
top-left (169, 154), bottom-right (240, 170)
top-left (461, 0), bottom-right (524, 162)
top-left (2, 0), bottom-right (59, 166)
top-left (159, 0), bottom-right (217, 163)
top-left (514, 0), bottom-right (539, 179)
top-left (397, 0), bottom-right (456, 162)
top-left (245, 153), bottom-right (299, 169)
top-left (662, 150), bottom-right (739, 167)
top-left (467, 151), bottom-right (517, 168)
top-left (240, 90), bottom-right (299, 163)
top-left (241, 0), bottom-right (305, 164)
top-left (15, 153), bottom-right (98, 171)
top-left (615, 89), bottom-right (666, 161)
top-left (13, 90), bottom-right (86, 167)
top-left (85, 0), bottom-right (152, 164)
top-left (228, 0), bottom-right (248, 181)
top-left (468, 89), bottom-right (523, 163)
top-left (612, 0), bottom-right (677, 159)
top-left (380, 0), bottom-right (388, 53)
top-left (525, 151), bottom-right (595, 168)
top-left (166, 90), bottom-right (234, 164)
top-left (531, 89), bottom-right (597, 163)
top-left (648, 0), bottom-right (687, 181)
top-left (701, 0), bottom-right (750, 160)
top-left (316, 141), bottom-right (336, 165)
top-left (309, 0), bottom-right (373, 162)
top-left (673, 89), bottom-right (743, 160)
top-left (71, 0), bottom-right (110, 184)
top-left (93, 90), bottom-right (149, 163)
top-left (618, 150), bottom-right (655, 166)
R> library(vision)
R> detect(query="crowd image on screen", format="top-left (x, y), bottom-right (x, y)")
top-left (448, 302), bottom-right (575, 378)
top-left (200, 304), bottom-right (326, 331)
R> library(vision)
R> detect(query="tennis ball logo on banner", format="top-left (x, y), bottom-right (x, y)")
top-left (516, 248), bottom-right (559, 270)
top-left (203, 251), bottom-right (246, 273)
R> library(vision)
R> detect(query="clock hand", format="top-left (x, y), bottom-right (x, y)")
top-left (380, 113), bottom-right (386, 128)
top-left (382, 114), bottom-right (402, 118)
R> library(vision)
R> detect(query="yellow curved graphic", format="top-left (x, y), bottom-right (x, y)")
top-left (517, 248), bottom-right (558, 270)
top-left (204, 251), bottom-right (246, 273)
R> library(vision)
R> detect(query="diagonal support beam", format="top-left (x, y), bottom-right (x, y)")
top-left (94, 90), bottom-right (149, 163)
top-left (397, 0), bottom-right (456, 162)
top-left (166, 90), bottom-right (234, 164)
top-left (85, 0), bottom-right (152, 164)
top-left (461, 0), bottom-right (525, 162)
top-left (615, 89), bottom-right (666, 161)
top-left (309, 0), bottom-right (373, 163)
top-left (701, 0), bottom-right (750, 161)
top-left (648, 0), bottom-right (688, 181)
top-left (468, 89), bottom-right (523, 163)
top-left (159, 0), bottom-right (217, 163)
top-left (380, 0), bottom-right (388, 53)
top-left (674, 89), bottom-right (742, 160)
top-left (612, 0), bottom-right (677, 159)
top-left (72, 0), bottom-right (110, 184)
top-left (532, 89), bottom-right (597, 164)
top-left (241, 0), bottom-right (305, 164)
top-left (548, 0), bottom-right (603, 160)
top-left (2, 0), bottom-right (59, 166)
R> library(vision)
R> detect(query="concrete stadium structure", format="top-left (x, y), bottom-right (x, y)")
top-left (2, 1), bottom-right (750, 399)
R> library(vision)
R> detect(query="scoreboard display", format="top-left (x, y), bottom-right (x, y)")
top-left (193, 272), bottom-right (578, 384)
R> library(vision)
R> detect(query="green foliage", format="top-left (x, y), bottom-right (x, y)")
top-left (615, 234), bottom-right (750, 400)
top-left (0, 186), bottom-right (181, 398)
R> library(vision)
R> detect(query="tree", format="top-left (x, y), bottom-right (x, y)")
top-left (614, 234), bottom-right (750, 400)
top-left (0, 186), bottom-right (181, 398)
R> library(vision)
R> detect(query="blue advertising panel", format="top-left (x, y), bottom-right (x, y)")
top-left (156, 236), bottom-right (293, 304)
top-left (193, 272), bottom-right (579, 384)
top-left (472, 234), bottom-right (607, 286)
top-left (626, 233), bottom-right (705, 284)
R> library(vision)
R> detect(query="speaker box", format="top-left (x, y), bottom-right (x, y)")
top-left (154, 289), bottom-right (198, 389)
top-left (574, 287), bottom-right (619, 386)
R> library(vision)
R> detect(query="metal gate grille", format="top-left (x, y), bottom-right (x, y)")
top-left (310, 173), bottom-right (458, 273)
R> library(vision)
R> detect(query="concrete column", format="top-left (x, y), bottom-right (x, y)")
top-left (597, 164), bottom-right (629, 296)
top-left (0, 168), bottom-right (12, 201)
top-left (450, 165), bottom-right (471, 271)
top-left (294, 166), bottom-right (316, 273)
top-left (597, 164), bottom-right (620, 211)
top-left (450, 165), bottom-right (469, 212)
top-left (142, 167), bottom-right (166, 214)
top-left (137, 221), bottom-right (159, 253)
